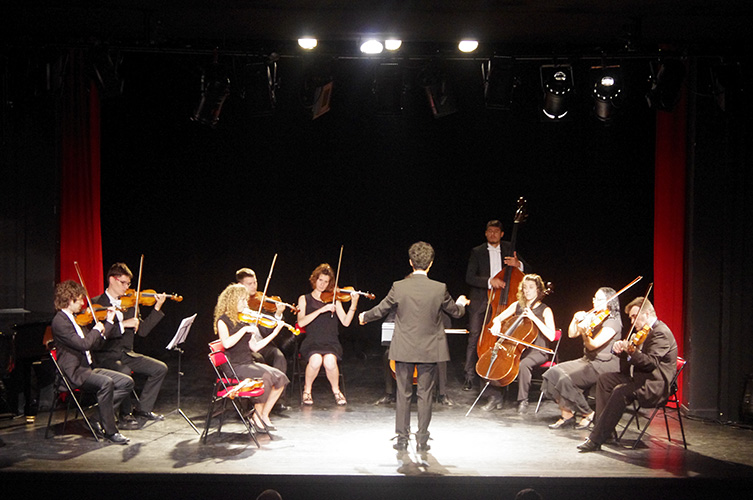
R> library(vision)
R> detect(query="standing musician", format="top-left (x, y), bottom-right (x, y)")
top-left (464, 220), bottom-right (525, 392)
top-left (297, 263), bottom-right (359, 406)
top-left (486, 274), bottom-right (556, 413)
top-left (51, 280), bottom-right (133, 444)
top-left (214, 283), bottom-right (289, 432)
top-left (91, 263), bottom-right (168, 429)
top-left (359, 242), bottom-right (469, 452)
top-left (542, 287), bottom-right (621, 429)
top-left (236, 267), bottom-right (290, 412)
top-left (578, 296), bottom-right (678, 452)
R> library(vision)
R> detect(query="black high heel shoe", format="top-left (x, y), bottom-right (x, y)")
top-left (575, 412), bottom-right (595, 430)
top-left (548, 416), bottom-right (576, 429)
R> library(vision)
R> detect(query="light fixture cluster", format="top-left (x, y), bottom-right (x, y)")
top-left (297, 37), bottom-right (479, 54)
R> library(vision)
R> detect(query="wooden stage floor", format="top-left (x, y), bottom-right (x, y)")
top-left (2, 352), bottom-right (753, 500)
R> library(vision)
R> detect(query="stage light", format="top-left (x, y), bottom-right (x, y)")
top-left (191, 57), bottom-right (230, 128)
top-left (540, 64), bottom-right (573, 120)
top-left (458, 40), bottom-right (479, 53)
top-left (591, 65), bottom-right (623, 122)
top-left (483, 56), bottom-right (517, 110)
top-left (240, 57), bottom-right (279, 117)
top-left (646, 58), bottom-right (685, 111)
top-left (385, 39), bottom-right (402, 51)
top-left (419, 63), bottom-right (457, 119)
top-left (372, 62), bottom-right (404, 115)
top-left (360, 39), bottom-right (384, 55)
top-left (298, 38), bottom-right (318, 50)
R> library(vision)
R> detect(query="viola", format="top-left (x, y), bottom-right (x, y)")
top-left (320, 286), bottom-right (376, 303)
top-left (120, 288), bottom-right (183, 308)
top-left (248, 292), bottom-right (299, 314)
top-left (238, 311), bottom-right (301, 335)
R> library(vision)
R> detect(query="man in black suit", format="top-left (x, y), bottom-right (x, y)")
top-left (464, 220), bottom-right (524, 403)
top-left (578, 297), bottom-right (678, 452)
top-left (91, 263), bottom-right (168, 427)
top-left (51, 280), bottom-right (133, 444)
top-left (360, 242), bottom-right (469, 452)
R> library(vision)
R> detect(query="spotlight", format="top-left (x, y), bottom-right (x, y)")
top-left (373, 62), bottom-right (404, 115)
top-left (483, 56), bottom-right (517, 110)
top-left (419, 63), bottom-right (457, 119)
top-left (298, 38), bottom-right (318, 50)
top-left (191, 56), bottom-right (230, 128)
top-left (646, 58), bottom-right (685, 111)
top-left (240, 56), bottom-right (279, 117)
top-left (385, 39), bottom-right (402, 51)
top-left (360, 39), bottom-right (384, 55)
top-left (458, 40), bottom-right (479, 53)
top-left (591, 65), bottom-right (623, 122)
top-left (540, 64), bottom-right (573, 120)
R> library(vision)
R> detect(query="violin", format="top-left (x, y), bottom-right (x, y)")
top-left (626, 324), bottom-right (650, 354)
top-left (320, 286), bottom-right (375, 303)
top-left (238, 311), bottom-right (301, 335)
top-left (583, 309), bottom-right (610, 338)
top-left (248, 292), bottom-right (299, 314)
top-left (74, 304), bottom-right (122, 326)
top-left (119, 288), bottom-right (183, 308)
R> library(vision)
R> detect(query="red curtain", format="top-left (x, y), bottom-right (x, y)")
top-left (653, 71), bottom-right (687, 398)
top-left (59, 50), bottom-right (104, 296)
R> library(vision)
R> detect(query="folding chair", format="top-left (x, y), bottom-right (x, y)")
top-left (44, 347), bottom-right (100, 441)
top-left (533, 329), bottom-right (562, 413)
top-left (618, 356), bottom-right (688, 449)
top-left (201, 340), bottom-right (265, 447)
top-left (291, 333), bottom-right (345, 404)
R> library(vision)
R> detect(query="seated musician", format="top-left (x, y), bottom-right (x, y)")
top-left (578, 297), bottom-right (677, 452)
top-left (51, 280), bottom-right (133, 444)
top-left (484, 274), bottom-right (556, 413)
top-left (297, 263), bottom-right (359, 406)
top-left (542, 287), bottom-right (621, 429)
top-left (214, 283), bottom-right (289, 432)
top-left (91, 263), bottom-right (168, 429)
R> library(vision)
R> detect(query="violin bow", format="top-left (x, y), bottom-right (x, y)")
top-left (331, 245), bottom-right (343, 317)
top-left (256, 253), bottom-right (278, 326)
top-left (73, 261), bottom-right (99, 326)
top-left (133, 254), bottom-right (145, 320)
top-left (625, 282), bottom-right (654, 343)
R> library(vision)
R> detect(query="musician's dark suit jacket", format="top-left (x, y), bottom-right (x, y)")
top-left (362, 272), bottom-right (465, 445)
top-left (589, 319), bottom-right (678, 445)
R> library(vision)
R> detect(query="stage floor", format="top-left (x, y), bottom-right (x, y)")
top-left (2, 352), bottom-right (753, 499)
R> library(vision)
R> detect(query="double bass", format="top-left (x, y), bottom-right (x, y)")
top-left (476, 197), bottom-right (528, 358)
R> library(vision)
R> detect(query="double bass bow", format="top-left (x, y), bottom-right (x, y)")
top-left (477, 197), bottom-right (528, 358)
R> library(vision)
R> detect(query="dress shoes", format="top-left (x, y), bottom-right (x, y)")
top-left (462, 378), bottom-right (474, 391)
top-left (548, 416), bottom-right (576, 429)
top-left (118, 414), bottom-right (141, 430)
top-left (437, 394), bottom-right (455, 406)
top-left (517, 400), bottom-right (530, 414)
top-left (577, 438), bottom-right (602, 453)
top-left (482, 396), bottom-right (504, 411)
top-left (393, 439), bottom-right (408, 451)
top-left (374, 394), bottom-right (396, 405)
top-left (417, 442), bottom-right (431, 452)
top-left (272, 403), bottom-right (290, 414)
top-left (575, 412), bottom-right (595, 430)
top-left (134, 410), bottom-right (164, 421)
top-left (104, 432), bottom-right (130, 445)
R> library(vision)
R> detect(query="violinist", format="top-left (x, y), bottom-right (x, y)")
top-left (463, 220), bottom-right (525, 392)
top-left (214, 284), bottom-right (289, 432)
top-left (236, 268), bottom-right (289, 393)
top-left (542, 287), bottom-right (621, 430)
top-left (91, 263), bottom-right (168, 429)
top-left (578, 297), bottom-right (678, 452)
top-left (297, 263), bottom-right (359, 406)
top-left (485, 274), bottom-right (556, 413)
top-left (51, 280), bottom-right (133, 444)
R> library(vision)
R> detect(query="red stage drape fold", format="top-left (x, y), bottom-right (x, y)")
top-left (59, 50), bottom-right (104, 295)
top-left (653, 75), bottom-right (687, 404)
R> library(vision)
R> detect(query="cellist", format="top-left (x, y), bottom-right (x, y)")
top-left (463, 220), bottom-right (526, 392)
top-left (483, 274), bottom-right (556, 413)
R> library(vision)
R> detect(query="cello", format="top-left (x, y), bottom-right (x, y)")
top-left (476, 197), bottom-right (528, 358)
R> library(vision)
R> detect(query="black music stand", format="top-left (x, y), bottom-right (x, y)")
top-left (165, 313), bottom-right (199, 434)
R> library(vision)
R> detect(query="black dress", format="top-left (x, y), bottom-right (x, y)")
top-left (219, 314), bottom-right (289, 401)
top-left (541, 316), bottom-right (621, 415)
top-left (299, 293), bottom-right (343, 360)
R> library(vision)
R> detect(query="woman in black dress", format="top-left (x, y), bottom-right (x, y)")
top-left (214, 283), bottom-right (290, 430)
top-left (542, 287), bottom-right (621, 429)
top-left (297, 263), bottom-right (359, 406)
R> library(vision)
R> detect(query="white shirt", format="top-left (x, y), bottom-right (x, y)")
top-left (487, 244), bottom-right (503, 289)
top-left (63, 309), bottom-right (93, 365)
top-left (106, 290), bottom-right (125, 333)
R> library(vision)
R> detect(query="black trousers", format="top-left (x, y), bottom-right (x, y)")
top-left (80, 368), bottom-right (134, 435)
top-left (589, 371), bottom-right (638, 445)
top-left (105, 353), bottom-right (167, 414)
top-left (394, 361), bottom-right (436, 445)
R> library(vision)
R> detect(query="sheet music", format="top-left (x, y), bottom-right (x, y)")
top-left (166, 313), bottom-right (197, 350)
